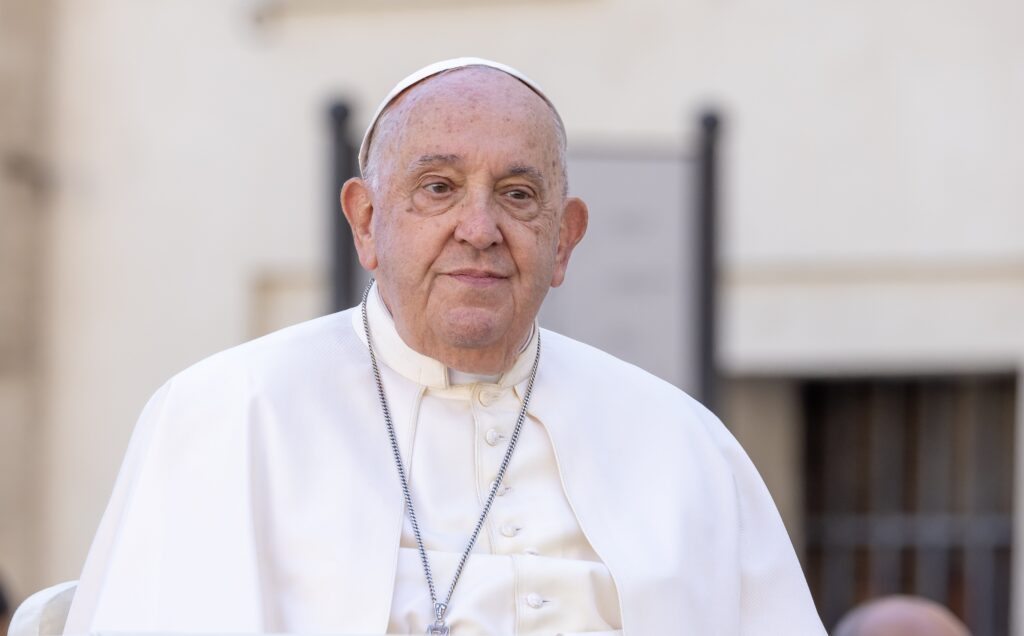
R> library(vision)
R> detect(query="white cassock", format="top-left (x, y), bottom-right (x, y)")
top-left (65, 285), bottom-right (826, 636)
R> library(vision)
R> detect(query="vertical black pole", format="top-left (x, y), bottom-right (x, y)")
top-left (696, 111), bottom-right (720, 411)
top-left (329, 101), bottom-right (359, 311)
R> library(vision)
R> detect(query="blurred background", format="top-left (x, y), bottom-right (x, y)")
top-left (1, 0), bottom-right (1021, 634)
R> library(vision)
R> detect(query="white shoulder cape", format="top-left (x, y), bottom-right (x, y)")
top-left (66, 309), bottom-right (826, 635)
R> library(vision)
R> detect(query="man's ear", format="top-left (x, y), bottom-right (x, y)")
top-left (551, 197), bottom-right (588, 288)
top-left (340, 177), bottom-right (378, 271)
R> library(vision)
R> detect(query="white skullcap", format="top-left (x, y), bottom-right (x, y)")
top-left (358, 57), bottom-right (563, 176)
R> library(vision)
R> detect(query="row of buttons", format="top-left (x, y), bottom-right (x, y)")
top-left (485, 428), bottom-right (534, 555)
top-left (475, 392), bottom-right (552, 619)
top-left (485, 427), bottom-right (521, 545)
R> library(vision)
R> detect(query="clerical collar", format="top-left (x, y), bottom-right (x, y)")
top-left (350, 281), bottom-right (539, 390)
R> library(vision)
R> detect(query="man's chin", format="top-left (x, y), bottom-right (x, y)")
top-left (439, 323), bottom-right (504, 350)
top-left (436, 307), bottom-right (513, 350)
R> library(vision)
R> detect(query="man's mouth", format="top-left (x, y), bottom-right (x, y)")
top-left (446, 269), bottom-right (509, 285)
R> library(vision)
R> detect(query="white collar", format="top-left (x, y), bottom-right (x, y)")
top-left (351, 282), bottom-right (539, 390)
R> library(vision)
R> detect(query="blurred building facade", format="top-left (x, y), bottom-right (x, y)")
top-left (1, 0), bottom-right (1022, 633)
top-left (0, 0), bottom-right (50, 616)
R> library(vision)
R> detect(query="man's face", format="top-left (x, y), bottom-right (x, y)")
top-left (343, 67), bottom-right (587, 373)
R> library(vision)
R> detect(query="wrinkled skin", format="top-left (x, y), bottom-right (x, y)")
top-left (342, 67), bottom-right (587, 374)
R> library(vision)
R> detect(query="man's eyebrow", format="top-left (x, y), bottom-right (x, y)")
top-left (507, 164), bottom-right (547, 187)
top-left (408, 156), bottom-right (548, 190)
top-left (410, 154), bottom-right (462, 170)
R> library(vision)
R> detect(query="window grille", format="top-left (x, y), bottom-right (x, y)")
top-left (803, 375), bottom-right (1015, 635)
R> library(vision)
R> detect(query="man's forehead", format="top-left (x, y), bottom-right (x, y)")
top-left (358, 57), bottom-right (563, 175)
top-left (382, 67), bottom-right (549, 137)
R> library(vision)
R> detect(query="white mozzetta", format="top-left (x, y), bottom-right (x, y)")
top-left (64, 290), bottom-right (825, 635)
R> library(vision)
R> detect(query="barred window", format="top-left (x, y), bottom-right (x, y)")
top-left (803, 375), bottom-right (1015, 636)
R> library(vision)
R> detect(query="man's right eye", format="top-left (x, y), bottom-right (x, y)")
top-left (424, 182), bottom-right (451, 194)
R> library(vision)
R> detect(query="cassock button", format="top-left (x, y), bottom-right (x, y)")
top-left (478, 388), bottom-right (503, 406)
top-left (485, 428), bottom-right (505, 446)
top-left (500, 524), bottom-right (521, 538)
top-left (526, 593), bottom-right (548, 609)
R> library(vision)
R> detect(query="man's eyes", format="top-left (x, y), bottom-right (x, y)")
top-left (419, 182), bottom-right (535, 202)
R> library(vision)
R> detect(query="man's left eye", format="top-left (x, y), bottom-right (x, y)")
top-left (504, 189), bottom-right (532, 201)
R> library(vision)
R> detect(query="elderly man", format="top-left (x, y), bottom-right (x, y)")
top-left (64, 59), bottom-right (825, 635)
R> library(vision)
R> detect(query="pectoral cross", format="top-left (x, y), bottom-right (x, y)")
top-left (426, 602), bottom-right (449, 635)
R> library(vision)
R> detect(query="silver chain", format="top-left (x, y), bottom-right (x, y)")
top-left (360, 281), bottom-right (541, 635)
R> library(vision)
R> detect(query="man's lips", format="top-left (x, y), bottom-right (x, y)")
top-left (445, 269), bottom-right (510, 285)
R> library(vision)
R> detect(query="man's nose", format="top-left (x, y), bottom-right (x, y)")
top-left (453, 190), bottom-right (503, 250)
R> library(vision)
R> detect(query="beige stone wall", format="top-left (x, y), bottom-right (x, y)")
top-left (0, 0), bottom-right (51, 602)
top-left (723, 378), bottom-right (805, 556)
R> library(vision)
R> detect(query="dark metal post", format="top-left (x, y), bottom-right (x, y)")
top-left (696, 111), bottom-right (720, 410)
top-left (329, 101), bottom-right (359, 311)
